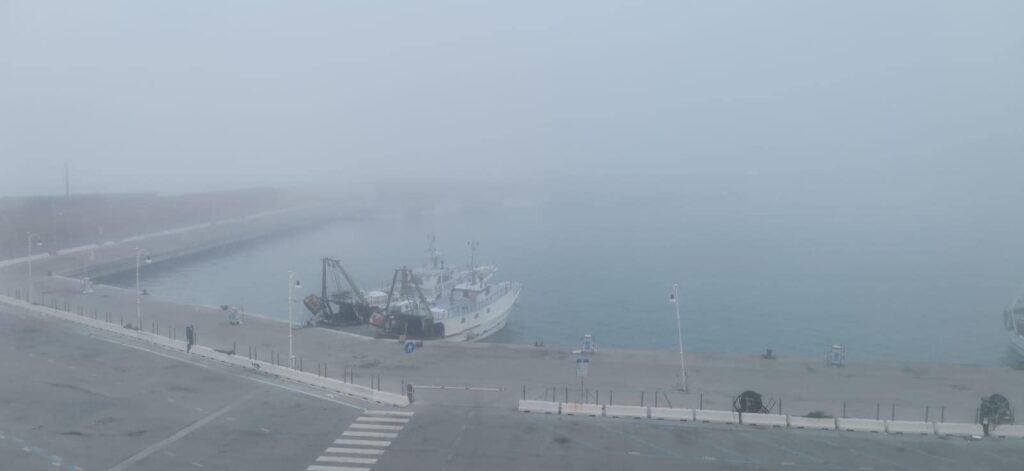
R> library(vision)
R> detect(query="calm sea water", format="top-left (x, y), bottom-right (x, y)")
top-left (111, 194), bottom-right (1024, 365)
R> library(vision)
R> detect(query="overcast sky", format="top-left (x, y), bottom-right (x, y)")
top-left (1, 1), bottom-right (1022, 199)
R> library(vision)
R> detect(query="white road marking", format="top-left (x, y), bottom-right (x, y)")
top-left (334, 439), bottom-right (391, 447)
top-left (245, 377), bottom-right (365, 411)
top-left (356, 417), bottom-right (409, 423)
top-left (307, 466), bottom-right (370, 471)
top-left (362, 410), bottom-right (414, 416)
top-left (190, 462), bottom-right (204, 468)
top-left (317, 456), bottom-right (377, 464)
top-left (324, 447), bottom-right (385, 455)
top-left (342, 431), bottom-right (398, 438)
top-left (348, 423), bottom-right (403, 431)
top-left (107, 392), bottom-right (257, 471)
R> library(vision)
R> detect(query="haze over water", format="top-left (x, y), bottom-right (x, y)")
top-left (111, 184), bottom-right (1024, 365)
top-left (9, 2), bottom-right (1024, 365)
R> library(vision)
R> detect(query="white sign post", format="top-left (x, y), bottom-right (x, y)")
top-left (576, 357), bottom-right (590, 378)
top-left (576, 357), bottom-right (590, 402)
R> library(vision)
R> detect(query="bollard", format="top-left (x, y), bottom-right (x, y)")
top-left (299, 357), bottom-right (302, 372)
top-left (925, 406), bottom-right (930, 422)
top-left (641, 391), bottom-right (645, 407)
top-left (655, 392), bottom-right (658, 408)
top-left (565, 387), bottom-right (568, 403)
top-left (596, 390), bottom-right (599, 405)
top-left (700, 392), bottom-right (703, 410)
top-left (523, 385), bottom-right (526, 400)
top-left (779, 398), bottom-right (782, 415)
top-left (609, 390), bottom-right (613, 405)
top-left (941, 406), bottom-right (945, 423)
top-left (891, 404), bottom-right (896, 421)
top-left (842, 401), bottom-right (846, 418)
top-left (876, 403), bottom-right (880, 420)
top-left (324, 364), bottom-right (327, 378)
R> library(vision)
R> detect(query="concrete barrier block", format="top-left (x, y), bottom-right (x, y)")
top-left (518, 400), bottom-right (560, 414)
top-left (992, 424), bottom-right (1024, 438)
top-left (836, 418), bottom-right (886, 433)
top-left (650, 407), bottom-right (695, 421)
top-left (561, 402), bottom-right (604, 417)
top-left (695, 409), bottom-right (739, 424)
top-left (935, 422), bottom-right (983, 437)
top-left (742, 413), bottom-right (787, 427)
top-left (605, 405), bottom-right (648, 419)
top-left (787, 416), bottom-right (836, 430)
top-left (885, 420), bottom-right (935, 435)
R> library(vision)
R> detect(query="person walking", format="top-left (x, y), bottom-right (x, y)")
top-left (185, 324), bottom-right (195, 353)
top-left (406, 383), bottom-right (415, 404)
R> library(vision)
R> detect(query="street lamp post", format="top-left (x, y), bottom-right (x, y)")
top-left (27, 232), bottom-right (42, 303)
top-left (136, 249), bottom-right (151, 330)
top-left (288, 271), bottom-right (301, 368)
top-left (671, 283), bottom-right (688, 392)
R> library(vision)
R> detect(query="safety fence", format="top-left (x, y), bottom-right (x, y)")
top-left (516, 400), bottom-right (1024, 439)
top-left (523, 383), bottom-right (990, 425)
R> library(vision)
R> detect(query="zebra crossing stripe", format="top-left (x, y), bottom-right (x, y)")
top-left (361, 410), bottom-right (414, 417)
top-left (342, 431), bottom-right (398, 439)
top-left (324, 447), bottom-right (385, 455)
top-left (334, 438), bottom-right (391, 447)
top-left (356, 417), bottom-right (409, 423)
top-left (316, 456), bottom-right (377, 465)
top-left (349, 424), bottom-right (404, 431)
top-left (306, 465), bottom-right (370, 471)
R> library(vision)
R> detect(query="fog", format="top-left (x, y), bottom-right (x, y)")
top-left (2, 0), bottom-right (1021, 204)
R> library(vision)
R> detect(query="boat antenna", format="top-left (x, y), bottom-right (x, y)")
top-left (428, 233), bottom-right (439, 268)
top-left (468, 239), bottom-right (479, 270)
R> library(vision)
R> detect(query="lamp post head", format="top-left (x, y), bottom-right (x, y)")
top-left (145, 256), bottom-right (152, 264)
top-left (295, 280), bottom-right (302, 289)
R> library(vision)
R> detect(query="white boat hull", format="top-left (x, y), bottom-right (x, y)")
top-left (438, 282), bottom-right (520, 342)
top-left (1010, 331), bottom-right (1024, 358)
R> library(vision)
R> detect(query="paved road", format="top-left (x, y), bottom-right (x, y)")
top-left (0, 309), bottom-right (375, 471)
top-left (382, 390), bottom-right (1024, 471)
top-left (4, 308), bottom-right (1024, 471)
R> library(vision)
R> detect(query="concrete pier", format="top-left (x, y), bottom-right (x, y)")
top-left (3, 211), bottom-right (1024, 470)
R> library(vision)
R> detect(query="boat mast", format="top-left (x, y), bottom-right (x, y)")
top-left (672, 284), bottom-right (688, 392)
top-left (468, 239), bottom-right (479, 271)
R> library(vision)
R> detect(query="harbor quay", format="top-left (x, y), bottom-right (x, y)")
top-left (4, 208), bottom-right (1024, 471)
top-left (2, 208), bottom-right (1021, 426)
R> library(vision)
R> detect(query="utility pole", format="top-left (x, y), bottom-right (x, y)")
top-left (672, 284), bottom-right (688, 392)
top-left (288, 271), bottom-right (301, 368)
